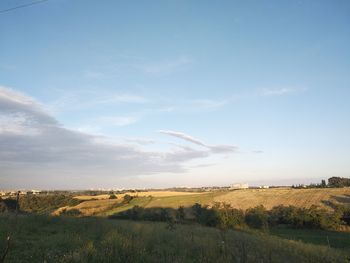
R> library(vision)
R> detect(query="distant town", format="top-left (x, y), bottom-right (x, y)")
top-left (2, 177), bottom-right (348, 198)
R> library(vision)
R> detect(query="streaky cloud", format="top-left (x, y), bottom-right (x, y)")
top-left (159, 130), bottom-right (237, 153)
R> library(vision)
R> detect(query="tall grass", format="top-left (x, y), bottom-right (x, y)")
top-left (0, 215), bottom-right (347, 263)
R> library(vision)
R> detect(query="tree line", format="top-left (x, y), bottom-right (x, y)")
top-left (292, 177), bottom-right (350, 189)
top-left (0, 194), bottom-right (81, 214)
top-left (111, 202), bottom-right (349, 231)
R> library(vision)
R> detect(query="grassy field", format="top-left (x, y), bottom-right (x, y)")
top-left (0, 215), bottom-right (348, 263)
top-left (59, 188), bottom-right (350, 217)
top-left (53, 199), bottom-right (121, 216)
top-left (74, 191), bottom-right (203, 201)
top-left (270, 225), bottom-right (350, 249)
top-left (213, 188), bottom-right (350, 210)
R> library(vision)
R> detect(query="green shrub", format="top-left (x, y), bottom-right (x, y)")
top-left (213, 202), bottom-right (245, 229)
top-left (109, 194), bottom-right (117, 199)
top-left (245, 205), bottom-right (269, 230)
top-left (18, 194), bottom-right (81, 214)
top-left (123, 194), bottom-right (133, 203)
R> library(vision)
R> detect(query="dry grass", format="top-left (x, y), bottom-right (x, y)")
top-left (74, 191), bottom-right (203, 201)
top-left (58, 191), bottom-right (205, 216)
top-left (53, 199), bottom-right (121, 216)
top-left (74, 194), bottom-right (110, 200)
top-left (213, 187), bottom-right (350, 210)
top-left (56, 188), bottom-right (350, 216)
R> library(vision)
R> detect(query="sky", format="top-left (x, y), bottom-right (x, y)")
top-left (0, 0), bottom-right (350, 189)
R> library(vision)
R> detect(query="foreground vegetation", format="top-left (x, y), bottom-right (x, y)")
top-left (1, 188), bottom-right (350, 262)
top-left (0, 215), bottom-right (348, 263)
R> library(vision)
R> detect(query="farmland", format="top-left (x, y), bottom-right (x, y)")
top-left (57, 187), bottom-right (350, 216)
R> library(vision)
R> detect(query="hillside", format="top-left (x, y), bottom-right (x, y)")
top-left (0, 215), bottom-right (347, 263)
top-left (213, 188), bottom-right (350, 210)
top-left (58, 187), bottom-right (350, 216)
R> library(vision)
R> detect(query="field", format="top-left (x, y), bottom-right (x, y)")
top-left (213, 188), bottom-right (350, 210)
top-left (2, 188), bottom-right (350, 262)
top-left (270, 225), bottom-right (350, 249)
top-left (74, 191), bottom-right (203, 201)
top-left (58, 188), bottom-right (350, 217)
top-left (0, 215), bottom-right (347, 263)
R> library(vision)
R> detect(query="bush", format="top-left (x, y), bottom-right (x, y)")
top-left (176, 206), bottom-right (185, 222)
top-left (213, 202), bottom-right (245, 229)
top-left (192, 203), bottom-right (219, 227)
top-left (60, 208), bottom-right (82, 217)
top-left (109, 194), bottom-right (117, 199)
top-left (270, 205), bottom-right (343, 230)
top-left (245, 205), bottom-right (269, 230)
top-left (18, 194), bottom-right (81, 214)
top-left (0, 198), bottom-right (18, 213)
top-left (123, 194), bottom-right (133, 203)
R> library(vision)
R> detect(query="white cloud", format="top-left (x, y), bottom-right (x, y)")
top-left (125, 138), bottom-right (155, 145)
top-left (159, 130), bottom-right (237, 153)
top-left (0, 86), bottom-right (233, 188)
top-left (94, 116), bottom-right (139, 127)
top-left (259, 88), bottom-right (296, 96)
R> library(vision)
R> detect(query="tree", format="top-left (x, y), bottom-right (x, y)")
top-left (176, 206), bottom-right (185, 222)
top-left (328, 177), bottom-right (350, 188)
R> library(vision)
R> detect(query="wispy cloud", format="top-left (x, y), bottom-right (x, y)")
top-left (159, 130), bottom-right (237, 153)
top-left (259, 87), bottom-right (297, 97)
top-left (48, 90), bottom-right (148, 113)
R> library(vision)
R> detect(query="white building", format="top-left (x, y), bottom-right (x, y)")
top-left (230, 183), bottom-right (249, 190)
top-left (259, 185), bottom-right (270, 189)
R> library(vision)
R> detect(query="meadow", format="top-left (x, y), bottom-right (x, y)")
top-left (1, 187), bottom-right (350, 262)
top-left (56, 187), bottom-right (350, 217)
top-left (0, 215), bottom-right (348, 263)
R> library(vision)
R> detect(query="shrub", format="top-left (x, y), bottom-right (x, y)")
top-left (270, 205), bottom-right (343, 230)
top-left (109, 194), bottom-right (117, 199)
top-left (18, 194), bottom-right (80, 214)
top-left (245, 205), bottom-right (269, 230)
top-left (0, 198), bottom-right (18, 213)
top-left (213, 202), bottom-right (245, 229)
top-left (176, 206), bottom-right (185, 222)
top-left (123, 194), bottom-right (133, 203)
top-left (192, 203), bottom-right (219, 227)
top-left (61, 208), bottom-right (82, 217)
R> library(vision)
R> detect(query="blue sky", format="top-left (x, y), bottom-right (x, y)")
top-left (0, 0), bottom-right (349, 189)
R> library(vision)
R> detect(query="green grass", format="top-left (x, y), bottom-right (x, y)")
top-left (103, 196), bottom-right (154, 216)
top-left (100, 192), bottom-right (223, 216)
top-left (144, 192), bottom-right (224, 208)
top-left (0, 214), bottom-right (348, 263)
top-left (270, 225), bottom-right (350, 250)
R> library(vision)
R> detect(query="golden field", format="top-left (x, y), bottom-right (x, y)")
top-left (213, 187), bottom-right (350, 210)
top-left (74, 191), bottom-right (202, 201)
top-left (55, 187), bottom-right (350, 216)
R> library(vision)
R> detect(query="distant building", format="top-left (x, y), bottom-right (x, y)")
top-left (27, 190), bottom-right (41, 195)
top-left (230, 183), bottom-right (249, 190)
top-left (259, 185), bottom-right (270, 189)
